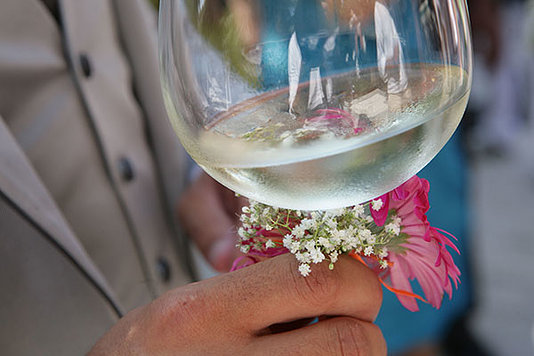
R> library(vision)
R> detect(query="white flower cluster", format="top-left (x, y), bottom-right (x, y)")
top-left (237, 201), bottom-right (285, 253)
top-left (236, 199), bottom-right (405, 276)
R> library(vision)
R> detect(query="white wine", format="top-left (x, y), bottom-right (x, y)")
top-left (181, 64), bottom-right (469, 210)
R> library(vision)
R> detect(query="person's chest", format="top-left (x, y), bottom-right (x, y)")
top-left (0, 0), bottom-right (189, 310)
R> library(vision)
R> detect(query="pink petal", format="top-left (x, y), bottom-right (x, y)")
top-left (389, 254), bottom-right (420, 312)
top-left (370, 194), bottom-right (390, 226)
top-left (230, 256), bottom-right (257, 271)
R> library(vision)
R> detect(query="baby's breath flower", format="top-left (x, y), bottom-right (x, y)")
top-left (304, 240), bottom-right (316, 253)
top-left (289, 242), bottom-right (300, 254)
top-left (330, 235), bottom-right (342, 246)
top-left (310, 249), bottom-right (325, 264)
top-left (358, 229), bottom-right (373, 242)
top-left (378, 248), bottom-right (389, 259)
top-left (352, 205), bottom-right (364, 217)
top-left (325, 218), bottom-right (337, 230)
top-left (385, 222), bottom-right (400, 236)
top-left (318, 237), bottom-right (334, 250)
top-left (235, 199), bottom-right (404, 277)
top-left (293, 225), bottom-right (306, 239)
top-left (295, 252), bottom-right (310, 263)
top-left (343, 234), bottom-right (358, 250)
top-left (385, 216), bottom-right (402, 236)
top-left (299, 264), bottom-right (311, 277)
top-left (346, 225), bottom-right (357, 237)
top-left (300, 218), bottom-right (314, 230)
top-left (325, 208), bottom-right (344, 217)
top-left (283, 234), bottom-right (293, 246)
top-left (265, 239), bottom-right (276, 249)
top-left (371, 199), bottom-right (384, 211)
top-left (329, 250), bottom-right (339, 263)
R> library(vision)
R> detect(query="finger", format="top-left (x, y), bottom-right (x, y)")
top-left (248, 317), bottom-right (387, 356)
top-left (218, 179), bottom-right (247, 219)
top-left (207, 230), bottom-right (242, 272)
top-left (190, 253), bottom-right (382, 332)
top-left (177, 173), bottom-right (241, 271)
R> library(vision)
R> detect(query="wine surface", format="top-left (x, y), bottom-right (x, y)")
top-left (184, 64), bottom-right (469, 209)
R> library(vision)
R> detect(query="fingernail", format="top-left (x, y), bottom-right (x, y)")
top-left (208, 235), bottom-right (236, 271)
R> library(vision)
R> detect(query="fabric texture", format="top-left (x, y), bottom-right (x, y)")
top-left (0, 0), bottom-right (193, 353)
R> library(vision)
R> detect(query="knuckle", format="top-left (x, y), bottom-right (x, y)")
top-left (156, 287), bottom-right (211, 333)
top-left (330, 318), bottom-right (369, 356)
top-left (287, 259), bottom-right (340, 308)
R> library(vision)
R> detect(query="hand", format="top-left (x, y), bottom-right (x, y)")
top-left (90, 254), bottom-right (386, 355)
top-left (177, 172), bottom-right (246, 272)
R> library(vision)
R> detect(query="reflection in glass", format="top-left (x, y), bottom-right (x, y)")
top-left (160, 0), bottom-right (472, 209)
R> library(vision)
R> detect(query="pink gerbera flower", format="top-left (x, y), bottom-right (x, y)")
top-left (232, 175), bottom-right (461, 312)
top-left (371, 176), bottom-right (461, 311)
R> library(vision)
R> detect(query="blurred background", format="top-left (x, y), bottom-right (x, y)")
top-left (180, 0), bottom-right (534, 354)
top-left (461, 0), bottom-right (534, 355)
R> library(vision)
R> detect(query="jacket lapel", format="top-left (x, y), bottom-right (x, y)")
top-left (0, 118), bottom-right (123, 315)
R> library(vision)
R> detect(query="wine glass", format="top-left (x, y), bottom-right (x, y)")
top-left (159, 0), bottom-right (472, 210)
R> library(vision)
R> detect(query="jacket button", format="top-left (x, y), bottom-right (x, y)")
top-left (156, 257), bottom-right (171, 283)
top-left (117, 157), bottom-right (135, 182)
top-left (79, 53), bottom-right (93, 78)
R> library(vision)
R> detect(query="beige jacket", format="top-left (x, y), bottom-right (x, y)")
top-left (0, 0), bottom-right (193, 354)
